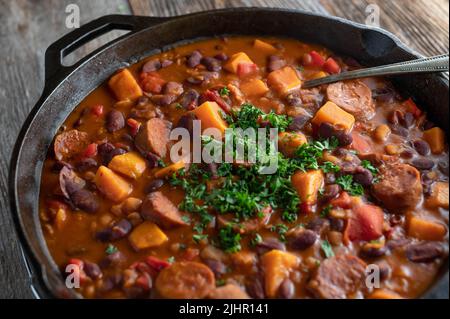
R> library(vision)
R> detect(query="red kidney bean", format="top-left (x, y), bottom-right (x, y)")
top-left (163, 81), bottom-right (184, 96)
top-left (76, 158), bottom-right (97, 172)
top-left (400, 149), bottom-right (415, 159)
top-left (285, 93), bottom-right (302, 107)
top-left (306, 218), bottom-right (330, 235)
top-left (99, 251), bottom-right (125, 269)
top-left (320, 184), bottom-right (341, 202)
top-left (411, 158), bottom-right (435, 170)
top-left (406, 242), bottom-right (445, 263)
top-left (267, 55), bottom-right (286, 72)
top-left (203, 258), bottom-right (227, 277)
top-left (360, 245), bottom-right (387, 258)
top-left (412, 140), bottom-right (431, 156)
top-left (84, 261), bottom-right (102, 279)
top-left (255, 238), bottom-right (286, 255)
top-left (352, 166), bottom-right (373, 186)
top-left (400, 112), bottom-right (415, 128)
top-left (288, 115), bottom-right (310, 131)
top-left (324, 172), bottom-right (336, 184)
top-left (142, 59), bottom-right (161, 72)
top-left (106, 110), bottom-right (125, 133)
top-left (179, 89), bottom-right (199, 110)
top-left (214, 52), bottom-right (228, 61)
top-left (317, 122), bottom-right (335, 139)
top-left (70, 189), bottom-right (99, 213)
top-left (246, 276), bottom-right (265, 299)
top-left (390, 124), bottom-right (409, 137)
top-left (145, 179), bottom-right (165, 193)
top-left (201, 57), bottom-right (222, 72)
top-left (377, 261), bottom-right (391, 281)
top-left (277, 278), bottom-right (295, 299)
top-left (288, 229), bottom-right (317, 250)
top-left (186, 50), bottom-right (202, 68)
top-left (160, 59), bottom-right (173, 68)
top-left (176, 113), bottom-right (197, 136)
top-left (335, 131), bottom-right (353, 146)
top-left (144, 151), bottom-right (160, 168)
top-left (151, 94), bottom-right (177, 106)
top-left (329, 218), bottom-right (345, 232)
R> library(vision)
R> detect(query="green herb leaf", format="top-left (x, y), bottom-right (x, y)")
top-left (219, 87), bottom-right (230, 97)
top-left (218, 225), bottom-right (241, 253)
top-left (336, 175), bottom-right (364, 196)
top-left (321, 240), bottom-right (335, 258)
top-left (361, 160), bottom-right (379, 175)
top-left (105, 244), bottom-right (118, 255)
top-left (193, 233), bottom-right (208, 243)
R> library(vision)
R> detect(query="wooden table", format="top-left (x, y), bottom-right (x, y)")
top-left (0, 0), bottom-right (448, 298)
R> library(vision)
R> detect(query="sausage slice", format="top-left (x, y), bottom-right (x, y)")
top-left (155, 261), bottom-right (215, 298)
top-left (54, 129), bottom-right (89, 161)
top-left (141, 191), bottom-right (188, 228)
top-left (372, 163), bottom-right (422, 212)
top-left (308, 255), bottom-right (367, 299)
top-left (326, 80), bottom-right (375, 121)
top-left (208, 284), bottom-right (250, 299)
top-left (134, 118), bottom-right (172, 158)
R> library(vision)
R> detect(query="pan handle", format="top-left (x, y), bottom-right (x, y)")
top-left (44, 14), bottom-right (169, 84)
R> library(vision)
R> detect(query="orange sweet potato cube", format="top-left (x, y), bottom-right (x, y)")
top-left (224, 52), bottom-right (255, 74)
top-left (267, 66), bottom-right (302, 94)
top-left (261, 250), bottom-right (298, 298)
top-left (108, 152), bottom-right (147, 179)
top-left (128, 221), bottom-right (168, 251)
top-left (426, 182), bottom-right (449, 209)
top-left (240, 79), bottom-right (269, 96)
top-left (95, 166), bottom-right (132, 202)
top-left (292, 170), bottom-right (324, 204)
top-left (253, 39), bottom-right (278, 54)
top-left (422, 127), bottom-right (446, 154)
top-left (191, 101), bottom-right (228, 135)
top-left (408, 216), bottom-right (447, 241)
top-left (108, 69), bottom-right (143, 101)
top-left (312, 101), bottom-right (355, 132)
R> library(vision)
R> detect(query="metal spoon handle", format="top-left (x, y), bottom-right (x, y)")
top-left (302, 54), bottom-right (449, 88)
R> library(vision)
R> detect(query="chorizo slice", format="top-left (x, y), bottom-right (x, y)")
top-left (54, 129), bottom-right (89, 161)
top-left (140, 191), bottom-right (188, 228)
top-left (308, 255), bottom-right (367, 299)
top-left (134, 118), bottom-right (171, 158)
top-left (208, 284), bottom-right (250, 299)
top-left (217, 206), bottom-right (272, 234)
top-left (372, 163), bottom-right (422, 212)
top-left (326, 80), bottom-right (375, 121)
top-left (155, 261), bottom-right (215, 299)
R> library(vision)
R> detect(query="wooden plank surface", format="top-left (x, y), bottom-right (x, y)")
top-left (0, 0), bottom-right (448, 298)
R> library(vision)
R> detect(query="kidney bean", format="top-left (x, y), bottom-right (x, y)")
top-left (377, 261), bottom-right (392, 281)
top-left (187, 50), bottom-right (202, 68)
top-left (142, 59), bottom-right (161, 72)
top-left (324, 172), bottom-right (336, 184)
top-left (411, 158), bottom-right (435, 170)
top-left (285, 93), bottom-right (302, 107)
top-left (389, 214), bottom-right (404, 226)
top-left (201, 57), bottom-right (222, 72)
top-left (163, 81), bottom-right (184, 96)
top-left (360, 245), bottom-right (387, 258)
top-left (400, 112), bottom-right (415, 128)
top-left (76, 158), bottom-right (97, 172)
top-left (405, 242), bottom-right (445, 263)
top-left (161, 59), bottom-right (173, 68)
top-left (400, 149), bottom-right (415, 159)
top-left (203, 258), bottom-right (227, 277)
top-left (390, 124), bottom-right (409, 137)
top-left (387, 238), bottom-right (410, 250)
top-left (288, 229), bottom-right (317, 250)
top-left (412, 140), bottom-right (430, 156)
top-left (438, 161), bottom-right (449, 175)
top-left (99, 251), bottom-right (125, 269)
top-left (321, 184), bottom-right (341, 202)
top-left (306, 217), bottom-right (330, 235)
top-left (288, 115), bottom-right (310, 131)
top-left (111, 219), bottom-right (132, 240)
top-left (106, 110), bottom-right (125, 133)
top-left (179, 89), bottom-right (199, 110)
top-left (145, 179), bottom-right (165, 193)
top-left (102, 147), bottom-right (126, 165)
top-left (335, 131), bottom-right (353, 146)
top-left (277, 278), bottom-right (295, 299)
top-left (185, 75), bottom-right (203, 85)
top-left (151, 94), bottom-right (177, 106)
top-left (84, 261), bottom-right (102, 279)
top-left (318, 122), bottom-right (335, 139)
top-left (352, 166), bottom-right (373, 186)
top-left (145, 151), bottom-right (160, 168)
top-left (329, 218), bottom-right (345, 232)
top-left (255, 238), bottom-right (286, 255)
top-left (246, 277), bottom-right (265, 299)
top-left (267, 55), bottom-right (286, 72)
top-left (214, 52), bottom-right (228, 61)
top-left (71, 189), bottom-right (99, 213)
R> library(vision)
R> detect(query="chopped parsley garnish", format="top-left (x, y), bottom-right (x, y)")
top-left (271, 224), bottom-right (289, 242)
top-left (167, 256), bottom-right (175, 263)
top-left (216, 279), bottom-right (226, 287)
top-left (250, 233), bottom-right (263, 247)
top-left (219, 87), bottom-right (230, 97)
top-left (218, 225), bottom-right (241, 253)
top-left (105, 244), bottom-right (118, 255)
top-left (321, 240), bottom-right (335, 258)
top-left (361, 160), bottom-right (379, 175)
top-left (157, 159), bottom-right (167, 167)
top-left (193, 233), bottom-right (208, 243)
top-left (320, 161), bottom-right (340, 173)
top-left (320, 204), bottom-right (333, 218)
top-left (336, 174), bottom-right (364, 196)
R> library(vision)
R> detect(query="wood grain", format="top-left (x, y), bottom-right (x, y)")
top-left (0, 0), bottom-right (448, 298)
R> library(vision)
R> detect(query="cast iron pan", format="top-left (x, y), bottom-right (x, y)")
top-left (8, 7), bottom-right (449, 299)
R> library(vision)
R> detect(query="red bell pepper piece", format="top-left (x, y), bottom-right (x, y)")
top-left (140, 71), bottom-right (166, 94)
top-left (200, 89), bottom-right (231, 113)
top-left (323, 57), bottom-right (341, 74)
top-left (404, 98), bottom-right (422, 118)
top-left (91, 104), bottom-right (104, 117)
top-left (145, 256), bottom-right (170, 271)
top-left (299, 202), bottom-right (315, 214)
top-left (309, 51), bottom-right (326, 67)
top-left (344, 204), bottom-right (384, 243)
top-left (83, 143), bottom-right (98, 158)
top-left (126, 118), bottom-right (141, 136)
top-left (236, 62), bottom-right (258, 78)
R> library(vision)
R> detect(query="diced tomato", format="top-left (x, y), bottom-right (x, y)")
top-left (126, 118), bottom-right (141, 136)
top-left (134, 261), bottom-right (155, 276)
top-left (68, 258), bottom-right (84, 269)
top-left (91, 104), bottom-right (104, 117)
top-left (83, 143), bottom-right (97, 158)
top-left (145, 256), bottom-right (170, 271)
top-left (140, 71), bottom-right (166, 94)
top-left (299, 202), bottom-right (315, 214)
top-left (350, 132), bottom-right (372, 154)
top-left (135, 275), bottom-right (151, 290)
top-left (200, 89), bottom-right (231, 113)
top-left (330, 191), bottom-right (352, 209)
top-left (403, 98), bottom-right (422, 118)
top-left (344, 204), bottom-right (384, 243)
top-left (323, 57), bottom-right (341, 74)
top-left (236, 62), bottom-right (258, 78)
top-left (309, 51), bottom-right (326, 67)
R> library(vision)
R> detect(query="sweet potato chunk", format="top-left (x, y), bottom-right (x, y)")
top-left (155, 261), bottom-right (215, 299)
top-left (261, 250), bottom-right (299, 298)
top-left (312, 101), bottom-right (355, 132)
top-left (95, 166), bottom-right (132, 202)
top-left (224, 52), bottom-right (254, 74)
top-left (369, 289), bottom-right (403, 299)
top-left (128, 221), bottom-right (168, 251)
top-left (154, 160), bottom-right (186, 179)
top-left (240, 79), bottom-right (269, 96)
top-left (408, 216), bottom-right (447, 241)
top-left (426, 182), bottom-right (449, 209)
top-left (292, 170), bottom-right (324, 204)
top-left (108, 152), bottom-right (146, 179)
top-left (141, 191), bottom-right (188, 228)
top-left (422, 127), bottom-right (446, 154)
top-left (54, 129), bottom-right (89, 161)
top-left (253, 39), bottom-right (277, 54)
top-left (191, 101), bottom-right (228, 135)
top-left (267, 66), bottom-right (302, 94)
top-left (108, 69), bottom-right (143, 101)
top-left (278, 131), bottom-right (307, 157)
top-left (135, 118), bottom-right (172, 158)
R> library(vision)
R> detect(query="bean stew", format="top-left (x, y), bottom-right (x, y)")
top-left (39, 37), bottom-right (449, 299)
